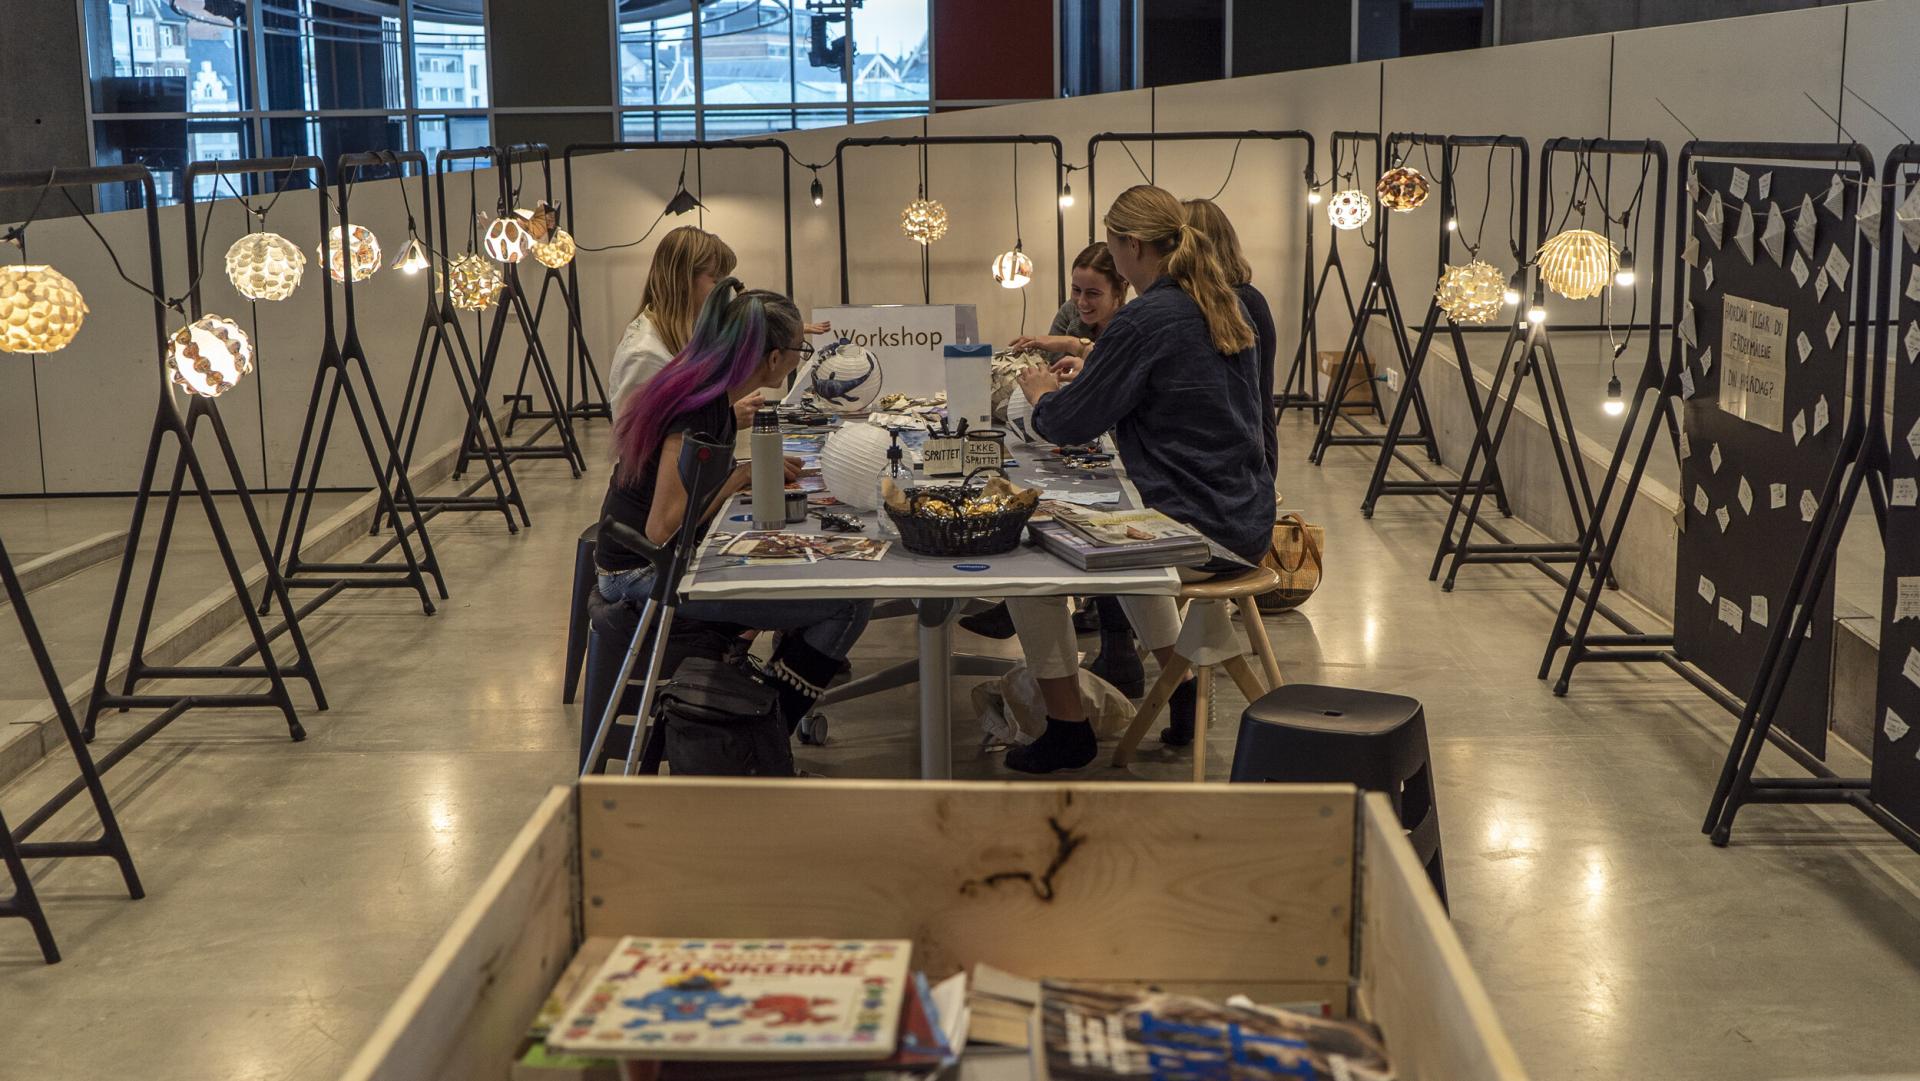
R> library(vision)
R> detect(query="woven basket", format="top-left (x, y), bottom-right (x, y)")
top-left (885, 468), bottom-right (1037, 558)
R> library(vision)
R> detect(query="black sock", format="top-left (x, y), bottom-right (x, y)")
top-left (1160, 678), bottom-right (1198, 747)
top-left (764, 637), bottom-right (841, 734)
top-left (1005, 716), bottom-right (1098, 774)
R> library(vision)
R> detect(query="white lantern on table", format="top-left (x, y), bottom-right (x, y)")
top-left (819, 422), bottom-right (895, 511)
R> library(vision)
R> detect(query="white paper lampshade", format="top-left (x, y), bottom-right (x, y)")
top-left (319, 224), bottom-right (381, 283)
top-left (1004, 386), bottom-right (1041, 444)
top-left (167, 314), bottom-right (254, 397)
top-left (808, 342), bottom-right (884, 414)
top-left (0, 265), bottom-right (89, 354)
top-left (992, 249), bottom-right (1033, 289)
top-left (819, 421), bottom-right (895, 511)
top-left (224, 232), bottom-right (306, 301)
top-left (1537, 228), bottom-right (1619, 301)
top-left (1328, 189), bottom-right (1372, 231)
top-left (484, 216), bottom-right (534, 263)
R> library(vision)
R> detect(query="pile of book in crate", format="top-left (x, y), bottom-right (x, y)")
top-left (517, 938), bottom-right (1395, 1081)
top-left (1027, 507), bottom-right (1218, 572)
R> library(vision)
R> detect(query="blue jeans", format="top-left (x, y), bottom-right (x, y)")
top-left (597, 568), bottom-right (872, 659)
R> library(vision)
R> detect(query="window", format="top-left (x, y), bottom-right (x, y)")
top-left (84, 0), bottom-right (251, 114)
top-left (261, 0), bottom-right (406, 112)
top-left (851, 0), bottom-right (929, 102)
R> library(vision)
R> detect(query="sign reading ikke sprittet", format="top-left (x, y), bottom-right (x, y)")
top-left (1719, 293), bottom-right (1789, 433)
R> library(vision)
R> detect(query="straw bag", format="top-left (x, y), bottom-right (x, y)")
top-left (1256, 512), bottom-right (1323, 613)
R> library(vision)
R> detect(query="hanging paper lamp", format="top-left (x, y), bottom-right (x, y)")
top-left (818, 421), bottom-right (895, 511)
top-left (0, 265), bottom-right (89, 354)
top-left (533, 228), bottom-right (577, 269)
top-left (483, 215), bottom-right (535, 264)
top-left (1327, 190), bottom-right (1372, 231)
top-left (1377, 166), bottom-right (1430, 212)
top-left (901, 198), bottom-right (949, 245)
top-left (446, 253), bottom-right (504, 311)
top-left (319, 224), bottom-right (381, 283)
top-left (167, 314), bottom-right (254, 397)
top-left (808, 341), bottom-right (884, 414)
top-left (992, 249), bottom-right (1033, 289)
top-left (223, 232), bottom-right (306, 301)
top-left (1536, 228), bottom-right (1620, 300)
top-left (1435, 261), bottom-right (1509, 325)
top-left (392, 235), bottom-right (431, 275)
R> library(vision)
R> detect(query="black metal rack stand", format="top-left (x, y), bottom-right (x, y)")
top-left (1309, 130), bottom-right (1435, 465)
top-left (1083, 129), bottom-right (1319, 430)
top-left (259, 155), bottom-right (445, 617)
top-left (496, 144), bottom-right (608, 433)
top-left (1704, 141), bottom-right (1909, 850)
top-left (834, 132), bottom-right (1067, 306)
top-left (559, 138), bottom-right (798, 417)
top-left (373, 148), bottom-right (527, 535)
top-left (2, 533), bottom-right (144, 964)
top-left (1359, 133), bottom-right (1518, 518)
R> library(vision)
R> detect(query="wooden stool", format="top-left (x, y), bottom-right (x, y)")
top-left (1111, 565), bottom-right (1284, 781)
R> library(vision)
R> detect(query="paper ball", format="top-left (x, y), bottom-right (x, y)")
top-left (819, 421), bottom-right (895, 511)
top-left (1435, 261), bottom-right (1509, 325)
top-left (167, 314), bottom-right (254, 397)
top-left (901, 198), bottom-right (948, 245)
top-left (484, 216), bottom-right (534, 263)
top-left (992, 249), bottom-right (1033, 289)
top-left (1377, 167), bottom-right (1430, 212)
top-left (0, 265), bottom-right (88, 354)
top-left (319, 224), bottom-right (381, 283)
top-left (990, 348), bottom-right (1048, 423)
top-left (1327, 189), bottom-right (1372, 231)
top-left (1005, 386), bottom-right (1041, 444)
top-left (447, 253), bottom-right (504, 311)
top-left (808, 341), bottom-right (883, 414)
top-left (224, 232), bottom-right (306, 301)
top-left (533, 229), bottom-right (576, 269)
top-left (1537, 228), bottom-right (1619, 301)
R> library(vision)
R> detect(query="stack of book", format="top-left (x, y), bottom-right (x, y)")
top-left (1028, 507), bottom-right (1213, 572)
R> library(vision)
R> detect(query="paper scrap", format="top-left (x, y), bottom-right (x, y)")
top-left (1857, 180), bottom-right (1882, 248)
top-left (1734, 202), bottom-right (1756, 263)
top-left (1698, 346), bottom-right (1714, 377)
top-left (1823, 243), bottom-right (1851, 289)
top-left (1710, 443), bottom-right (1723, 473)
top-left (1693, 484), bottom-right (1711, 516)
top-left (1897, 576), bottom-right (1920, 622)
top-left (1703, 259), bottom-right (1716, 290)
top-left (1796, 193), bottom-right (1818, 257)
top-left (1790, 251), bottom-right (1811, 287)
top-left (1904, 321), bottom-right (1920, 363)
top-left (1796, 330), bottom-right (1813, 364)
top-left (1812, 395), bottom-right (1830, 436)
top-left (1679, 429), bottom-right (1693, 459)
top-left (1757, 171), bottom-right (1772, 200)
top-left (1908, 266), bottom-right (1920, 303)
top-left (1909, 416), bottom-right (1920, 459)
top-left (1750, 595), bottom-right (1769, 628)
top-left (1762, 202), bottom-right (1787, 264)
top-left (1827, 311), bottom-right (1843, 349)
top-left (1687, 170), bottom-right (1701, 203)
top-left (1683, 233), bottom-right (1701, 269)
top-left (1680, 301), bottom-right (1698, 347)
top-left (1887, 708), bottom-right (1911, 743)
top-left (1770, 482), bottom-right (1787, 509)
top-left (1703, 190), bottom-right (1726, 247)
top-left (1792, 410), bottom-right (1808, 445)
top-left (1800, 489), bottom-right (1819, 522)
top-left (1715, 505), bottom-right (1731, 533)
top-left (1680, 367), bottom-right (1697, 399)
top-left (1814, 265), bottom-right (1831, 302)
top-left (1894, 477), bottom-right (1918, 507)
top-left (1906, 646), bottom-right (1920, 689)
top-left (1899, 182), bottom-right (1920, 249)
top-left (1698, 575), bottom-right (1717, 603)
top-left (1718, 596), bottom-right (1745, 633)
top-left (1738, 476), bottom-right (1753, 514)
top-left (1729, 167), bottom-right (1751, 200)
top-left (1826, 174), bottom-right (1847, 217)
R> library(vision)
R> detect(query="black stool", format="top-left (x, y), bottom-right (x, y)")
top-left (1231, 684), bottom-right (1446, 909)
top-left (563, 522), bottom-right (599, 705)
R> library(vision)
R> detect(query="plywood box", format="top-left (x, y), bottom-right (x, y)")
top-left (341, 779), bottom-right (1526, 1081)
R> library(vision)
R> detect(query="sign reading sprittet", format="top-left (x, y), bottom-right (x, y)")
top-left (1719, 293), bottom-right (1789, 432)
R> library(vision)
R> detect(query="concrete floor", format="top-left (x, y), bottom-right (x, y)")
top-left (3, 417), bottom-right (1920, 1080)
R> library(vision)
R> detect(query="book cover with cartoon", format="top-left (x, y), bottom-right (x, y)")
top-left (550, 938), bottom-right (914, 1060)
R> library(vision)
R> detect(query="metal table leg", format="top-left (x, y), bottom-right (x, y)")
top-left (917, 598), bottom-right (956, 779)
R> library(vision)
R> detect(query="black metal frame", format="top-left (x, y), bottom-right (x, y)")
top-left (454, 144), bottom-right (586, 477)
top-left (2, 531), bottom-right (143, 964)
top-left (1430, 137), bottom-right (1618, 588)
top-left (498, 143), bottom-right (608, 431)
top-left (253, 155), bottom-right (446, 617)
top-left (371, 149), bottom-right (528, 535)
top-left (834, 133), bottom-right (1067, 307)
top-left (1702, 141), bottom-right (1911, 851)
top-left (1084, 129), bottom-right (1319, 426)
top-left (1359, 133), bottom-right (1518, 519)
top-left (1309, 131), bottom-right (1430, 464)
top-left (561, 138), bottom-right (797, 419)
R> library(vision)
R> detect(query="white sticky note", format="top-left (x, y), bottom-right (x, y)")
top-left (1908, 416), bottom-right (1920, 459)
top-left (1796, 193), bottom-right (1819, 256)
top-left (1905, 321), bottom-right (1920, 363)
top-left (1826, 173), bottom-right (1847, 217)
top-left (1716, 505), bottom-right (1731, 533)
top-left (1750, 595), bottom-right (1770, 628)
top-left (1824, 243), bottom-right (1851, 288)
top-left (1796, 330), bottom-right (1813, 363)
top-left (1683, 233), bottom-right (1701, 269)
top-left (1680, 367), bottom-right (1697, 399)
top-left (1901, 183), bottom-right (1920, 249)
top-left (1694, 484), bottom-right (1711, 516)
top-left (1679, 428), bottom-right (1693, 460)
top-left (1719, 596), bottom-right (1745, 633)
top-left (1762, 202), bottom-right (1787, 264)
top-left (1800, 489), bottom-right (1819, 522)
top-left (1814, 265), bottom-right (1831, 302)
top-left (1757, 171), bottom-right (1772, 200)
top-left (1813, 395), bottom-right (1830, 436)
top-left (1738, 476), bottom-right (1753, 515)
top-left (1792, 410), bottom-right (1808, 445)
top-left (1710, 443), bottom-right (1723, 473)
top-left (1827, 311), bottom-right (1843, 349)
top-left (1906, 647), bottom-right (1920, 689)
top-left (1894, 478), bottom-right (1918, 506)
top-left (1858, 180), bottom-right (1882, 248)
top-left (1791, 251), bottom-right (1811, 287)
top-left (1770, 482), bottom-right (1788, 509)
top-left (1703, 259), bottom-right (1715, 290)
top-left (1698, 575), bottom-right (1717, 604)
top-left (1896, 577), bottom-right (1920, 622)
top-left (1908, 266), bottom-right (1920, 303)
top-left (1734, 202), bottom-right (1757, 263)
top-left (1887, 708), bottom-right (1912, 743)
top-left (1680, 302), bottom-right (1698, 347)
top-left (1729, 167), bottom-right (1751, 200)
top-left (1699, 346), bottom-right (1714, 377)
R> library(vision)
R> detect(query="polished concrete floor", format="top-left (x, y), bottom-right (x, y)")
top-left (3, 417), bottom-right (1920, 1081)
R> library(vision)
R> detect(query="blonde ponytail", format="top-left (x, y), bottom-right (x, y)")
top-left (1106, 185), bottom-right (1253, 355)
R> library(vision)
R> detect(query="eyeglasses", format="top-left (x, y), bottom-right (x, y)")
top-left (788, 341), bottom-right (815, 362)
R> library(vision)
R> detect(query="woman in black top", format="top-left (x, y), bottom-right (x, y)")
top-left (595, 280), bottom-right (872, 735)
top-left (1009, 241), bottom-right (1130, 371)
top-left (1184, 198), bottom-right (1280, 480)
top-left (1001, 185), bottom-right (1269, 773)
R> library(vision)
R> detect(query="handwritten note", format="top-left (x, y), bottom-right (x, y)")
top-left (1812, 395), bottom-right (1830, 436)
top-left (1791, 252), bottom-right (1811, 287)
top-left (1718, 596), bottom-right (1745, 633)
top-left (1907, 266), bottom-right (1920, 303)
top-left (1902, 183), bottom-right (1920, 247)
top-left (1824, 243), bottom-right (1851, 288)
top-left (1827, 311), bottom-right (1843, 349)
top-left (1716, 506), bottom-right (1731, 533)
top-left (1904, 321), bottom-right (1920, 363)
top-left (1734, 203), bottom-right (1756, 263)
top-left (1825, 174), bottom-right (1846, 217)
top-left (1800, 489), bottom-right (1819, 522)
top-left (1814, 266), bottom-right (1831, 302)
top-left (1894, 478), bottom-right (1917, 507)
top-left (1738, 476), bottom-right (1753, 515)
top-left (1694, 484), bottom-right (1711, 516)
top-left (1896, 576), bottom-right (1920, 623)
top-left (1796, 193), bottom-right (1818, 256)
top-left (1857, 179), bottom-right (1882, 247)
top-left (1703, 260), bottom-right (1716, 290)
top-left (1680, 302), bottom-right (1698, 348)
top-left (1908, 417), bottom-right (1920, 460)
top-left (1699, 347), bottom-right (1714, 376)
top-left (1762, 202), bottom-right (1787, 264)
top-left (1684, 234), bottom-right (1701, 269)
top-left (1757, 171), bottom-right (1772, 200)
top-left (1729, 167), bottom-right (1750, 200)
top-left (1797, 331), bottom-right (1813, 364)
top-left (1699, 575), bottom-right (1717, 603)
top-left (1679, 429), bottom-right (1693, 460)
top-left (1905, 647), bottom-right (1920, 690)
top-left (1750, 595), bottom-right (1770, 628)
top-left (1887, 708), bottom-right (1911, 744)
top-left (1792, 410), bottom-right (1807, 445)
top-left (1719, 294), bottom-right (1788, 432)
top-left (1704, 190), bottom-right (1726, 247)
top-left (1681, 367), bottom-right (1697, 399)
top-left (1770, 482), bottom-right (1787, 509)
top-left (1710, 443), bottom-right (1723, 473)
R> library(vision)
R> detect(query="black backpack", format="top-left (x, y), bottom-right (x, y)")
top-left (657, 651), bottom-right (794, 777)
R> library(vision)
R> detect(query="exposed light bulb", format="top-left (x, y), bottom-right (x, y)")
top-left (1307, 190), bottom-right (1323, 206)
top-left (1603, 374), bottom-right (1625, 416)
top-left (810, 175), bottom-right (824, 208)
top-left (1446, 217), bottom-right (1458, 231)
top-left (394, 235), bottom-right (430, 274)
top-left (1059, 180), bottom-right (1075, 209)
top-left (1502, 287), bottom-right (1521, 307)
top-left (1527, 305), bottom-right (1547, 325)
top-left (1614, 248), bottom-right (1636, 288)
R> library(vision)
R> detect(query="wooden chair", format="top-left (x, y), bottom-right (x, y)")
top-left (1112, 565), bottom-right (1285, 781)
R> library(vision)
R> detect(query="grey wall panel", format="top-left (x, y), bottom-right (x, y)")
top-left (0, 358), bottom-right (45, 495)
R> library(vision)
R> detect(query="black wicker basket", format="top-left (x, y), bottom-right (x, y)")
top-left (885, 467), bottom-right (1037, 557)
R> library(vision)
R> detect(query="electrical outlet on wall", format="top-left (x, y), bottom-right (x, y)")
top-left (1385, 369), bottom-right (1402, 393)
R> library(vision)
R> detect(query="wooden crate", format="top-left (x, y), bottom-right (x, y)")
top-left (341, 778), bottom-right (1526, 1081)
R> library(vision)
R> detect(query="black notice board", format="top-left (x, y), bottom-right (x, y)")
top-left (1671, 162), bottom-right (1853, 757)
top-left (1872, 174), bottom-right (1920, 829)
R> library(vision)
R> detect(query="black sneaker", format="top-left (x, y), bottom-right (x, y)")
top-left (1004, 718), bottom-right (1098, 773)
top-left (1159, 678), bottom-right (1198, 747)
top-left (958, 601), bottom-right (1017, 640)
